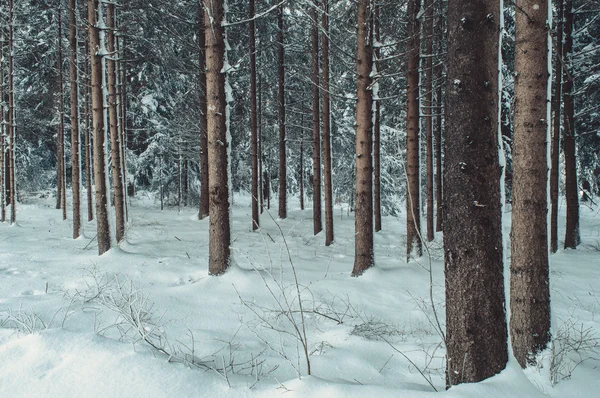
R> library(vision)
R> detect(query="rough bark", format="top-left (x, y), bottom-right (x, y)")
top-left (373, 3), bottom-right (382, 233)
top-left (434, 0), bottom-right (444, 232)
top-left (550, 0), bottom-right (564, 254)
top-left (322, 0), bottom-right (333, 245)
top-left (444, 0), bottom-right (508, 385)
top-left (89, 0), bottom-right (111, 255)
top-left (351, 0), bottom-right (374, 277)
top-left (277, 5), bottom-right (287, 220)
top-left (424, 0), bottom-right (434, 242)
top-left (198, 3), bottom-right (209, 220)
top-left (311, 3), bottom-right (322, 236)
top-left (69, 0), bottom-right (81, 239)
top-left (563, 0), bottom-right (580, 249)
top-left (204, 0), bottom-right (231, 275)
top-left (84, 38), bottom-right (94, 222)
top-left (406, 0), bottom-right (422, 260)
top-left (510, 0), bottom-right (551, 368)
top-left (106, 4), bottom-right (125, 244)
top-left (57, 7), bottom-right (67, 220)
top-left (250, 0), bottom-right (259, 230)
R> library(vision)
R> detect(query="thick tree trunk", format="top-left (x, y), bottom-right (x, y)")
top-left (312, 3), bottom-right (322, 236)
top-left (277, 5), bottom-right (287, 220)
top-left (563, 0), bottom-right (579, 249)
top-left (322, 0), bottom-right (334, 245)
top-left (204, 0), bottom-right (231, 275)
top-left (84, 38), bottom-right (93, 222)
top-left (373, 4), bottom-right (382, 233)
top-left (69, 0), bottom-right (81, 239)
top-left (406, 0), bottom-right (422, 260)
top-left (352, 0), bottom-right (374, 277)
top-left (89, 0), bottom-right (111, 255)
top-left (8, 0), bottom-right (16, 225)
top-left (106, 4), bottom-right (125, 244)
top-left (198, 3), bottom-right (209, 220)
top-left (434, 0), bottom-right (444, 232)
top-left (550, 0), bottom-right (564, 254)
top-left (510, 0), bottom-right (551, 368)
top-left (444, 0), bottom-right (507, 385)
top-left (57, 8), bottom-right (67, 220)
top-left (424, 0), bottom-right (434, 242)
top-left (250, 0), bottom-right (259, 230)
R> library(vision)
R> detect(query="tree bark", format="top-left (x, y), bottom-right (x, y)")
top-left (204, 0), bottom-right (231, 275)
top-left (322, 0), bottom-right (334, 245)
top-left (8, 0), bottom-right (16, 225)
top-left (434, 0), bottom-right (444, 232)
top-left (311, 3), bottom-right (322, 236)
top-left (0, 29), bottom-right (5, 223)
top-left (258, 74), bottom-right (264, 213)
top-left (444, 0), bottom-right (507, 385)
top-left (250, 0), bottom-right (259, 230)
top-left (106, 3), bottom-right (125, 244)
top-left (406, 0), bottom-right (422, 261)
top-left (68, 0), bottom-right (81, 239)
top-left (424, 0), bottom-right (434, 242)
top-left (563, 0), bottom-right (579, 249)
top-left (198, 3), bottom-right (209, 220)
top-left (84, 38), bottom-right (94, 222)
top-left (373, 3), bottom-right (382, 233)
top-left (352, 0), bottom-right (374, 277)
top-left (57, 7), bottom-right (67, 220)
top-left (510, 0), bottom-right (551, 368)
top-left (550, 0), bottom-right (564, 254)
top-left (89, 0), bottom-right (111, 255)
top-left (277, 5), bottom-right (287, 220)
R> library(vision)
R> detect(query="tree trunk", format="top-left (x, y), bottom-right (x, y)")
top-left (204, 0), bottom-right (231, 275)
top-left (550, 0), bottom-right (564, 254)
top-left (563, 0), bottom-right (579, 249)
top-left (299, 137), bottom-right (305, 210)
top-left (198, 3), bottom-right (209, 220)
top-left (444, 0), bottom-right (507, 385)
top-left (311, 3), bottom-right (322, 236)
top-left (510, 0), bottom-right (551, 368)
top-left (250, 0), bottom-right (259, 230)
top-left (68, 0), bottom-right (81, 239)
top-left (434, 0), bottom-right (444, 232)
top-left (277, 5), bottom-right (287, 220)
top-left (84, 38), bottom-right (94, 222)
top-left (89, 0), bottom-right (111, 255)
top-left (8, 0), bottom-right (16, 225)
top-left (117, 24), bottom-right (129, 221)
top-left (352, 0), bottom-right (374, 277)
top-left (406, 0), bottom-right (422, 261)
top-left (57, 7), bottom-right (67, 220)
top-left (0, 30), bottom-right (5, 223)
top-left (322, 0), bottom-right (334, 245)
top-left (373, 4), bottom-right (382, 233)
top-left (106, 4), bottom-right (125, 244)
top-left (258, 75), bottom-right (264, 213)
top-left (424, 0), bottom-right (434, 242)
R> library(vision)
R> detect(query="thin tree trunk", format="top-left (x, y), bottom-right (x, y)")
top-left (322, 0), bottom-right (334, 244)
top-left (373, 3), bottom-right (382, 233)
top-left (204, 0), bottom-right (231, 275)
top-left (352, 0), bottom-right (374, 277)
top-left (57, 7), bottom-right (67, 220)
top-left (444, 0), bottom-right (507, 385)
top-left (106, 3), bottom-right (125, 243)
top-left (0, 30), bottom-right (5, 223)
top-left (510, 0), bottom-right (551, 368)
top-left (258, 74), bottom-right (264, 213)
top-left (8, 0), bottom-right (16, 225)
top-left (183, 159), bottom-right (189, 206)
top-left (406, 0), bottom-right (422, 260)
top-left (89, 0), bottom-right (111, 255)
top-left (250, 0), bottom-right (259, 230)
top-left (550, 0), bottom-right (564, 254)
top-left (563, 0), bottom-right (579, 249)
top-left (424, 0), bottom-right (434, 242)
top-left (299, 136), bottom-right (305, 210)
top-left (434, 0), bottom-right (444, 232)
top-left (84, 38), bottom-right (93, 222)
top-left (312, 3), bottom-right (322, 236)
top-left (117, 21), bottom-right (129, 221)
top-left (277, 5), bottom-right (287, 220)
top-left (198, 2), bottom-right (209, 220)
top-left (69, 0), bottom-right (81, 239)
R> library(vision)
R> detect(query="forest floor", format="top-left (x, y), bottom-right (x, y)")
top-left (0, 191), bottom-right (599, 397)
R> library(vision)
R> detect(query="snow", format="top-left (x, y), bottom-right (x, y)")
top-left (0, 193), bottom-right (599, 397)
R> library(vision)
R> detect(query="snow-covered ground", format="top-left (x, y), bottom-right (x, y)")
top-left (0, 192), bottom-right (598, 397)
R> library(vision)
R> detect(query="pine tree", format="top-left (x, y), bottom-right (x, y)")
top-left (250, 0), bottom-right (259, 231)
top-left (322, 0), bottom-right (334, 245)
top-left (198, 3), bottom-right (209, 220)
top-left (277, 4), bottom-right (287, 220)
top-left (68, 0), bottom-right (81, 239)
top-left (311, 2), bottom-right (322, 236)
